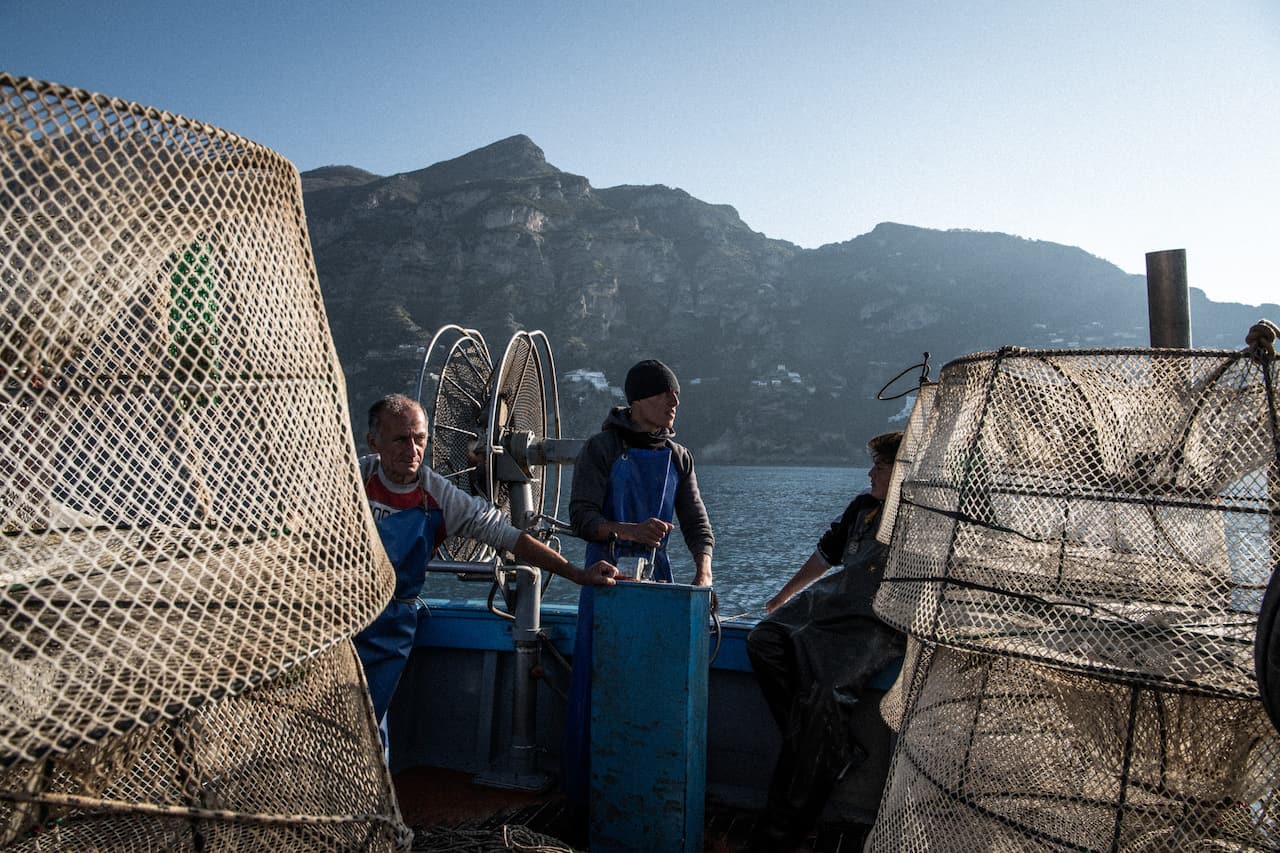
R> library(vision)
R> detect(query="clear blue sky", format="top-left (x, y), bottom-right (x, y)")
top-left (7, 0), bottom-right (1278, 306)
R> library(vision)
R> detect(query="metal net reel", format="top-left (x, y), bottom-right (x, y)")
top-left (485, 330), bottom-right (556, 534)
top-left (416, 325), bottom-right (494, 563)
top-left (413, 326), bottom-right (569, 790)
top-left (415, 326), bottom-right (565, 566)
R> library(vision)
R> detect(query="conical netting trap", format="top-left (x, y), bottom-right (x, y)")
top-left (1, 74), bottom-right (405, 849)
top-left (868, 346), bottom-right (1280, 852)
top-left (875, 347), bottom-right (1278, 699)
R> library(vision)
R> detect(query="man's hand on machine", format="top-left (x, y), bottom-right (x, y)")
top-left (513, 532), bottom-right (618, 587)
top-left (580, 560), bottom-right (620, 586)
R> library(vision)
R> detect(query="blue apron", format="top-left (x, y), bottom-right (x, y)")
top-left (562, 447), bottom-right (679, 803)
top-left (583, 447), bottom-right (678, 581)
top-left (353, 505), bottom-right (443, 723)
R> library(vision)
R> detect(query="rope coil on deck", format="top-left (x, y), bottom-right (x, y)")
top-left (411, 824), bottom-right (579, 853)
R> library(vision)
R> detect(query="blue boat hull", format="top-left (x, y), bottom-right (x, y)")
top-left (385, 598), bottom-right (898, 826)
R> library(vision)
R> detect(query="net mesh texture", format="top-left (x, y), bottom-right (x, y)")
top-left (1, 74), bottom-right (407, 849)
top-left (871, 346), bottom-right (1280, 851)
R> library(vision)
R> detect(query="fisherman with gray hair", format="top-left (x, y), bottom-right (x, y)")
top-left (747, 430), bottom-right (906, 852)
top-left (354, 393), bottom-right (617, 726)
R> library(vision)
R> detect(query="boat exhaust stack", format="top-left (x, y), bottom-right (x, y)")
top-left (1146, 248), bottom-right (1191, 348)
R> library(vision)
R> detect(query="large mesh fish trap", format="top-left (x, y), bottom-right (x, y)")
top-left (870, 347), bottom-right (1280, 850)
top-left (869, 644), bottom-right (1279, 851)
top-left (0, 74), bottom-right (405, 849)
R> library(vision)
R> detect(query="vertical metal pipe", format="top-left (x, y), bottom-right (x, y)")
top-left (511, 566), bottom-right (542, 780)
top-left (1146, 249), bottom-right (1191, 348)
top-left (506, 479), bottom-right (541, 777)
top-left (476, 565), bottom-right (547, 790)
top-left (472, 473), bottom-right (549, 789)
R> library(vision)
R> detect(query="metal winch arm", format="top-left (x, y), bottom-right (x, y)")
top-left (424, 559), bottom-right (497, 577)
top-left (494, 433), bottom-right (583, 478)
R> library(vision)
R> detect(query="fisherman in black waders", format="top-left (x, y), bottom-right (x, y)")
top-left (561, 359), bottom-right (716, 803)
top-left (747, 430), bottom-right (905, 852)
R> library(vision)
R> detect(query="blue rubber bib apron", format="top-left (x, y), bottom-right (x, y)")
top-left (353, 506), bottom-right (443, 723)
top-left (562, 447), bottom-right (679, 803)
top-left (582, 447), bottom-right (678, 582)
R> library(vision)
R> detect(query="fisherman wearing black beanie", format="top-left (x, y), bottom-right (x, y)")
top-left (624, 359), bottom-right (680, 404)
top-left (569, 358), bottom-right (711, 582)
top-left (562, 358), bottom-right (715, 804)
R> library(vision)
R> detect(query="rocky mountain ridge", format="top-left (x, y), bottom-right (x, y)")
top-left (303, 135), bottom-right (1276, 464)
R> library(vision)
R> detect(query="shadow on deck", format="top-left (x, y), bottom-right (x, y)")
top-left (395, 766), bottom-right (872, 853)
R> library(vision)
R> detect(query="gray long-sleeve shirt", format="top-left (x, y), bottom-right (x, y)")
top-left (359, 454), bottom-right (522, 554)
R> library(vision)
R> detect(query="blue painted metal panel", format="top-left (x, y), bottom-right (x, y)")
top-left (589, 583), bottom-right (711, 853)
top-left (412, 599), bottom-right (579, 652)
top-left (411, 601), bottom-right (513, 651)
top-left (413, 600), bottom-right (901, 685)
top-left (711, 621), bottom-right (755, 672)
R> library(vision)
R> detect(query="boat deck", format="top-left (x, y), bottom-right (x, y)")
top-left (395, 766), bottom-right (874, 853)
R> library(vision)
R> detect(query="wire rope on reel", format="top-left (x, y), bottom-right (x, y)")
top-left (485, 331), bottom-right (551, 535)
top-left (416, 325), bottom-right (495, 564)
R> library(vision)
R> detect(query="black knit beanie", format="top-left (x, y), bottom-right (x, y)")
top-left (624, 359), bottom-right (680, 403)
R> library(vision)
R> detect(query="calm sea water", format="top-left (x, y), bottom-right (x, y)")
top-left (428, 465), bottom-right (872, 622)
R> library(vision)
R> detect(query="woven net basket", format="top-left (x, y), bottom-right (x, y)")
top-left (1, 74), bottom-right (405, 849)
top-left (868, 644), bottom-right (1279, 852)
top-left (868, 348), bottom-right (1280, 851)
top-left (875, 347), bottom-right (1279, 699)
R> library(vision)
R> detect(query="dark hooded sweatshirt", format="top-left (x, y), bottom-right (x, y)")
top-left (569, 405), bottom-right (714, 566)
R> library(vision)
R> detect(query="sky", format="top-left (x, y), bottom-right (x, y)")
top-left (7, 0), bottom-right (1278, 306)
